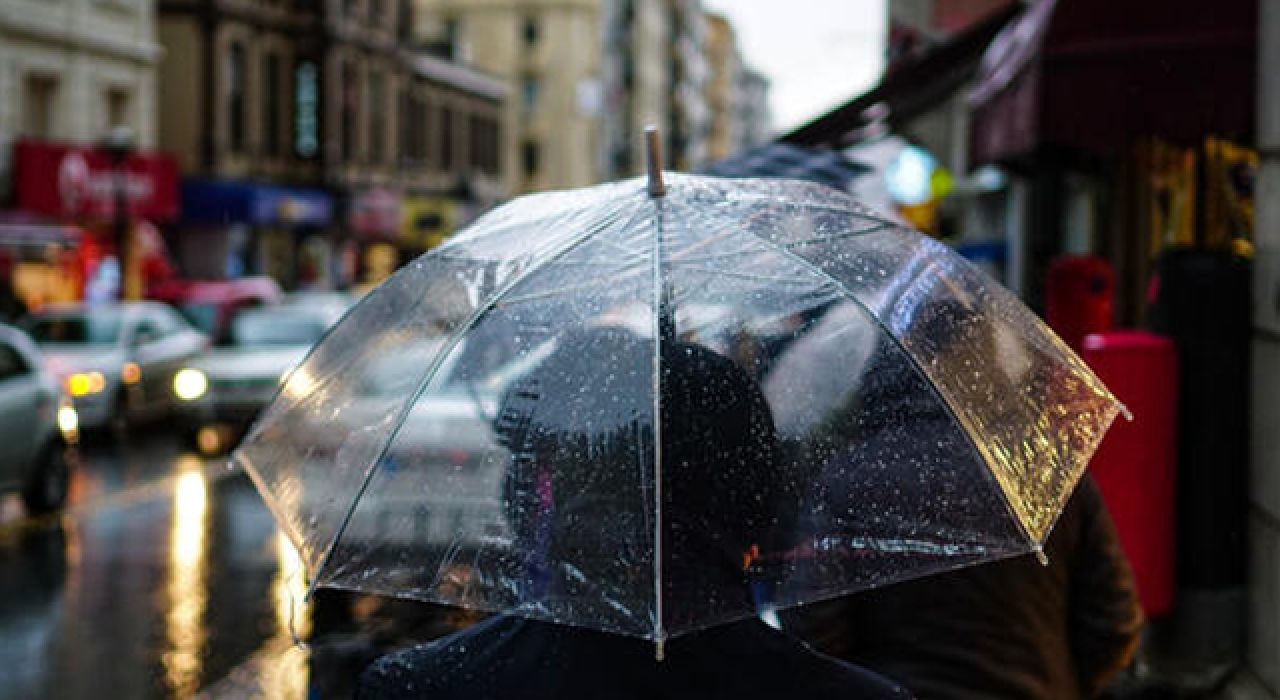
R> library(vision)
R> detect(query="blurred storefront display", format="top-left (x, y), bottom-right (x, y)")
top-left (5, 139), bottom-right (181, 305)
top-left (178, 180), bottom-right (333, 289)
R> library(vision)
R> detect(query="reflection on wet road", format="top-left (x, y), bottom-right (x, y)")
top-left (0, 432), bottom-right (312, 699)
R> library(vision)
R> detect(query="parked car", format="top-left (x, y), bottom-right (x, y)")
top-left (0, 324), bottom-right (78, 514)
top-left (149, 276), bottom-right (283, 345)
top-left (173, 304), bottom-right (344, 453)
top-left (23, 302), bottom-right (209, 432)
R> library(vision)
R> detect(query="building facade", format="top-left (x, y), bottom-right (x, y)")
top-left (157, 0), bottom-right (505, 287)
top-left (412, 0), bottom-right (601, 193)
top-left (703, 12), bottom-right (739, 163)
top-left (0, 0), bottom-right (163, 195)
top-left (599, 0), bottom-right (670, 179)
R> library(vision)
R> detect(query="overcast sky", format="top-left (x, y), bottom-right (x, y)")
top-left (701, 0), bottom-right (888, 135)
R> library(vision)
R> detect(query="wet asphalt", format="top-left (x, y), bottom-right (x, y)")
top-left (0, 427), bottom-right (482, 700)
top-left (0, 428), bottom-right (329, 699)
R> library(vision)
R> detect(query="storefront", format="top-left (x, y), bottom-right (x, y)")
top-left (8, 138), bottom-right (180, 303)
top-left (179, 179), bottom-right (334, 290)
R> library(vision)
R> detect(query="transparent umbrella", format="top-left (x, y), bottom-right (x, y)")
top-left (234, 152), bottom-right (1123, 651)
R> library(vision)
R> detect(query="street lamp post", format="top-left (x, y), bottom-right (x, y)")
top-left (101, 126), bottom-right (135, 301)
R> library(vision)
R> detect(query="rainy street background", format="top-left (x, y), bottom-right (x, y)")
top-left (1, 0), bottom-right (1278, 697)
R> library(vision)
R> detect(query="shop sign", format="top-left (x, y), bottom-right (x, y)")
top-left (349, 189), bottom-right (403, 237)
top-left (295, 60), bottom-right (320, 159)
top-left (13, 139), bottom-right (180, 221)
top-left (400, 197), bottom-right (457, 250)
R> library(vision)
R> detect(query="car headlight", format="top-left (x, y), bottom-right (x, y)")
top-left (66, 371), bottom-right (106, 397)
top-left (173, 368), bottom-right (209, 401)
top-left (57, 400), bottom-right (79, 442)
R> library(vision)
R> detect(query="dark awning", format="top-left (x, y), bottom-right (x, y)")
top-left (969, 0), bottom-right (1257, 165)
top-left (780, 5), bottom-right (1021, 150)
top-left (701, 142), bottom-right (870, 192)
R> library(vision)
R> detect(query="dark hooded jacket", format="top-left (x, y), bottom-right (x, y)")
top-left (358, 329), bottom-right (912, 699)
top-left (357, 614), bottom-right (912, 699)
top-left (783, 475), bottom-right (1142, 699)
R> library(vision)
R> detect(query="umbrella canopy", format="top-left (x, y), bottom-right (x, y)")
top-left (234, 173), bottom-right (1123, 644)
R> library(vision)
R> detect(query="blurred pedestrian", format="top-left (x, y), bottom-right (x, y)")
top-left (358, 328), bottom-right (911, 699)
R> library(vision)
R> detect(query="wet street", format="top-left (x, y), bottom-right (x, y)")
top-left (0, 429), bottom-right (314, 699)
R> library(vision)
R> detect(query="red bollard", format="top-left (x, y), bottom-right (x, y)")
top-left (1081, 330), bottom-right (1178, 617)
top-left (1046, 255), bottom-right (1114, 352)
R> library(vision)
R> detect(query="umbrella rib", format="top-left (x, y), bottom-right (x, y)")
top-left (738, 228), bottom-right (1040, 553)
top-left (306, 202), bottom-right (649, 600)
top-left (493, 265), bottom-right (649, 309)
top-left (650, 195), bottom-right (668, 653)
top-left (669, 264), bottom-right (817, 286)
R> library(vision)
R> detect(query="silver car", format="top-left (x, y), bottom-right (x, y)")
top-left (174, 305), bottom-right (343, 453)
top-left (23, 302), bottom-right (209, 431)
top-left (0, 324), bottom-right (78, 514)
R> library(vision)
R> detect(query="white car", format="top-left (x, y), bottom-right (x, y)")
top-left (0, 324), bottom-right (78, 513)
top-left (174, 305), bottom-right (343, 453)
top-left (289, 337), bottom-right (557, 555)
top-left (23, 302), bottom-right (208, 431)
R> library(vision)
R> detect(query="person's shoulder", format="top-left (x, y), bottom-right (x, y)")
top-left (358, 616), bottom-right (518, 699)
top-left (731, 620), bottom-right (914, 699)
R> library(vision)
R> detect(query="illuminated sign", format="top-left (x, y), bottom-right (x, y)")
top-left (295, 61), bottom-right (319, 159)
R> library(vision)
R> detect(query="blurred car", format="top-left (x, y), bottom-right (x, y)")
top-left (0, 324), bottom-right (78, 514)
top-left (291, 336), bottom-right (558, 553)
top-left (23, 302), bottom-right (209, 432)
top-left (174, 304), bottom-right (344, 453)
top-left (150, 276), bottom-right (284, 344)
top-left (282, 289), bottom-right (360, 320)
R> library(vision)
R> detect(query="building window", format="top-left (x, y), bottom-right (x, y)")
top-left (469, 115), bottom-right (499, 176)
top-left (294, 59), bottom-right (320, 159)
top-left (522, 16), bottom-right (539, 46)
top-left (439, 105), bottom-right (453, 171)
top-left (522, 139), bottom-right (539, 178)
top-left (521, 75), bottom-right (539, 113)
top-left (105, 88), bottom-right (130, 131)
top-left (341, 61), bottom-right (356, 161)
top-left (264, 52), bottom-right (280, 157)
top-left (443, 19), bottom-right (460, 59)
top-left (23, 74), bottom-right (57, 138)
top-left (369, 72), bottom-right (384, 164)
top-left (406, 94), bottom-right (427, 161)
top-left (228, 42), bottom-right (247, 153)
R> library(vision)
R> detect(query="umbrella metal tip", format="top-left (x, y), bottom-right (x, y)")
top-left (645, 126), bottom-right (667, 197)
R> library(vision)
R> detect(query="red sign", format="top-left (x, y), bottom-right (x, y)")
top-left (13, 138), bottom-right (181, 221)
top-left (348, 188), bottom-right (403, 238)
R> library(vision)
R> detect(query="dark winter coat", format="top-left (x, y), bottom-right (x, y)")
top-left (782, 475), bottom-right (1143, 699)
top-left (357, 614), bottom-right (913, 699)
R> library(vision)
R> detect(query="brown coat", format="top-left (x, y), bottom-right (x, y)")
top-left (783, 475), bottom-right (1143, 699)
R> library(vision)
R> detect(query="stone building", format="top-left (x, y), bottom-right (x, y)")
top-left (412, 0), bottom-right (601, 193)
top-left (0, 0), bottom-right (163, 190)
top-left (156, 0), bottom-right (505, 286)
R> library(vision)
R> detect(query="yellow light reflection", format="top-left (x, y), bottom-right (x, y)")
top-left (280, 366), bottom-right (318, 400)
top-left (164, 470), bottom-right (209, 697)
top-left (122, 362), bottom-right (141, 384)
top-left (263, 531), bottom-right (312, 697)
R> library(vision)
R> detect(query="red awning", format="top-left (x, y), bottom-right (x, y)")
top-left (969, 0), bottom-right (1257, 165)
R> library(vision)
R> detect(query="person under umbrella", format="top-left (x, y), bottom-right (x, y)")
top-left (357, 327), bottom-right (911, 699)
top-left (781, 300), bottom-right (1142, 699)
